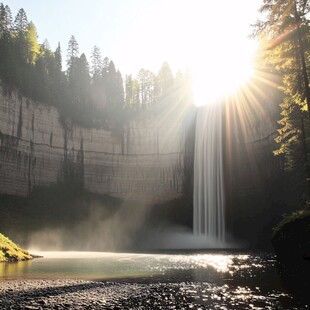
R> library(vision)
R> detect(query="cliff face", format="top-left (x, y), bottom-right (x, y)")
top-left (0, 85), bottom-right (188, 203)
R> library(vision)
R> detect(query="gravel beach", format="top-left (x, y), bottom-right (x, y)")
top-left (0, 279), bottom-right (201, 310)
top-left (0, 278), bottom-right (307, 309)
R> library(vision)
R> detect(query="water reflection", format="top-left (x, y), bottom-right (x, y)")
top-left (169, 254), bottom-right (234, 272)
top-left (0, 251), bottom-right (272, 281)
top-left (0, 260), bottom-right (32, 278)
top-left (0, 251), bottom-right (308, 309)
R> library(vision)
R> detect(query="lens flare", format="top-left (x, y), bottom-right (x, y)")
top-left (192, 42), bottom-right (257, 106)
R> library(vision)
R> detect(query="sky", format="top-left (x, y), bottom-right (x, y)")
top-left (4, 0), bottom-right (263, 102)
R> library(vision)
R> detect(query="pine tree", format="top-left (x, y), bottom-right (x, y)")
top-left (55, 42), bottom-right (62, 71)
top-left (77, 53), bottom-right (90, 100)
top-left (66, 35), bottom-right (79, 68)
top-left (14, 8), bottom-right (28, 35)
top-left (66, 35), bottom-right (80, 99)
top-left (252, 0), bottom-right (310, 183)
top-left (0, 4), bottom-right (12, 37)
top-left (0, 4), bottom-right (14, 85)
top-left (157, 61), bottom-right (174, 99)
top-left (42, 38), bottom-right (50, 50)
top-left (137, 69), bottom-right (155, 107)
top-left (90, 45), bottom-right (102, 77)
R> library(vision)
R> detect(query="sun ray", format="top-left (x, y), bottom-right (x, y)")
top-left (191, 41), bottom-right (258, 106)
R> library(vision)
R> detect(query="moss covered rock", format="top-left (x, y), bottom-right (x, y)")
top-left (271, 210), bottom-right (310, 262)
top-left (0, 233), bottom-right (32, 262)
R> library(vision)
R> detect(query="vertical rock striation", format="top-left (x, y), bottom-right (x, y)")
top-left (0, 86), bottom-right (187, 203)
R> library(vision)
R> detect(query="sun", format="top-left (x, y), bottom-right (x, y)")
top-left (113, 0), bottom-right (260, 106)
top-left (192, 42), bottom-right (257, 107)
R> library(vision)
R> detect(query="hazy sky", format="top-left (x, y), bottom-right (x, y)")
top-left (4, 1), bottom-right (262, 76)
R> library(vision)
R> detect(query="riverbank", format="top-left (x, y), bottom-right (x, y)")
top-left (0, 278), bottom-right (309, 309)
top-left (0, 233), bottom-right (32, 262)
top-left (272, 210), bottom-right (310, 262)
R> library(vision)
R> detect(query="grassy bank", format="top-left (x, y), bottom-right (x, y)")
top-left (0, 233), bottom-right (32, 262)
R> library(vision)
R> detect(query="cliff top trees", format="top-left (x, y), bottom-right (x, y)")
top-left (0, 3), bottom-right (12, 38)
top-left (91, 45), bottom-right (102, 78)
top-left (0, 3), bottom-right (192, 128)
top-left (55, 42), bottom-right (62, 71)
top-left (0, 4), bottom-right (13, 85)
top-left (157, 61), bottom-right (174, 99)
top-left (66, 35), bottom-right (79, 66)
top-left (14, 8), bottom-right (27, 35)
top-left (25, 22), bottom-right (40, 64)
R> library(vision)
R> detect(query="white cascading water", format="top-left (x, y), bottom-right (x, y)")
top-left (193, 103), bottom-right (225, 242)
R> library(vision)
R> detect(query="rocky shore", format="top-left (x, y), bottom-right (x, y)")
top-left (0, 279), bottom-right (198, 310)
top-left (0, 278), bottom-right (307, 309)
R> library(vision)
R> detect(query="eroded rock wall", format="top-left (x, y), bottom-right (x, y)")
top-left (0, 86), bottom-right (186, 203)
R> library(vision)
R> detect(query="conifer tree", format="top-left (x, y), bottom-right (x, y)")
top-left (252, 0), bottom-right (310, 181)
top-left (0, 4), bottom-right (14, 86)
top-left (125, 75), bottom-right (140, 110)
top-left (77, 53), bottom-right (90, 102)
top-left (14, 8), bottom-right (28, 35)
top-left (138, 69), bottom-right (155, 107)
top-left (66, 35), bottom-right (79, 68)
top-left (157, 62), bottom-right (174, 99)
top-left (90, 45), bottom-right (102, 77)
top-left (55, 42), bottom-right (62, 71)
top-left (0, 4), bottom-right (12, 37)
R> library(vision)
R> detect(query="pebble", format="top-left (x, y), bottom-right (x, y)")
top-left (0, 279), bottom-right (308, 309)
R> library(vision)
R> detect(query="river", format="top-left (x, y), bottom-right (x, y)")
top-left (0, 250), bottom-right (309, 309)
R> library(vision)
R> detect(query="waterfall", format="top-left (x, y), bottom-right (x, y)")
top-left (193, 103), bottom-right (225, 241)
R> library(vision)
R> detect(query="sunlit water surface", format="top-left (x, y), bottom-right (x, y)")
top-left (1, 251), bottom-right (264, 281)
top-left (0, 251), bottom-right (309, 309)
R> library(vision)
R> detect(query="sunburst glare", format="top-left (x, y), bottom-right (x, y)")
top-left (192, 42), bottom-right (257, 106)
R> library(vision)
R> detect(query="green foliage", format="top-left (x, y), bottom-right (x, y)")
top-left (0, 3), bottom-right (12, 37)
top-left (25, 22), bottom-right (39, 64)
top-left (0, 232), bottom-right (32, 262)
top-left (66, 34), bottom-right (79, 68)
top-left (0, 3), bottom-right (192, 129)
top-left (252, 0), bottom-right (310, 172)
top-left (90, 45), bottom-right (102, 77)
top-left (273, 208), bottom-right (310, 236)
top-left (125, 74), bottom-right (140, 110)
top-left (157, 62), bottom-right (174, 99)
top-left (14, 8), bottom-right (27, 34)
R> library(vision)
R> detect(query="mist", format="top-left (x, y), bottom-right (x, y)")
top-left (27, 199), bottom-right (153, 252)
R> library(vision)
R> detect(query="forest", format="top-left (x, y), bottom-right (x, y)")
top-left (0, 2), bottom-right (310, 235)
top-left (0, 2), bottom-right (310, 307)
top-left (251, 0), bottom-right (310, 187)
top-left (0, 3), bottom-right (191, 128)
top-left (0, 1), bottom-right (309, 208)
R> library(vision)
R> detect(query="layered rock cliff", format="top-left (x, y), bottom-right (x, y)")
top-left (0, 85), bottom-right (189, 203)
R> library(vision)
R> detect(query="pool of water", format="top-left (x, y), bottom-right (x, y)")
top-left (0, 250), bottom-right (309, 308)
top-left (0, 250), bottom-right (270, 281)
